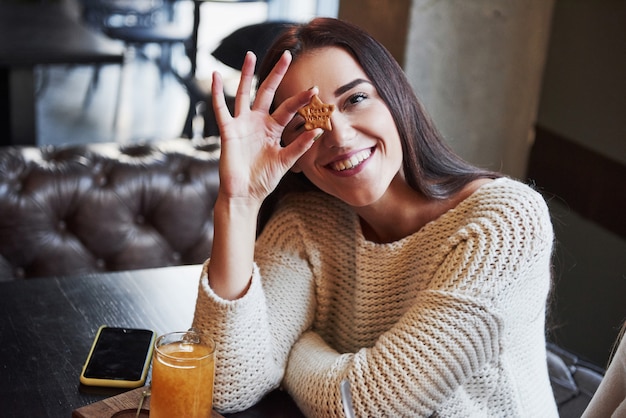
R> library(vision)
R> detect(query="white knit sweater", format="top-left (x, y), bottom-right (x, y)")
top-left (192, 177), bottom-right (559, 417)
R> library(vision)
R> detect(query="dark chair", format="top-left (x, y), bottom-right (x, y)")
top-left (179, 20), bottom-right (294, 138)
top-left (211, 20), bottom-right (294, 71)
top-left (81, 0), bottom-right (192, 99)
top-left (547, 342), bottom-right (605, 417)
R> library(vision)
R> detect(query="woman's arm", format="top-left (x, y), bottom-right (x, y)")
top-left (191, 51), bottom-right (324, 411)
top-left (192, 209), bottom-right (317, 413)
top-left (207, 51), bottom-right (322, 300)
top-left (284, 290), bottom-right (501, 417)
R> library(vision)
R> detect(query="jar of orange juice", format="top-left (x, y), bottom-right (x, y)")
top-left (150, 330), bottom-right (215, 418)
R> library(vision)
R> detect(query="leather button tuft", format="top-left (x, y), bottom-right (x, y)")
top-left (14, 267), bottom-right (25, 279)
top-left (135, 215), bottom-right (145, 225)
top-left (172, 252), bottom-right (181, 262)
top-left (58, 220), bottom-right (67, 231)
top-left (95, 174), bottom-right (107, 187)
top-left (96, 259), bottom-right (106, 269)
top-left (175, 172), bottom-right (186, 183)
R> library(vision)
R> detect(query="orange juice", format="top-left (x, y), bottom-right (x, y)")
top-left (150, 334), bottom-right (215, 418)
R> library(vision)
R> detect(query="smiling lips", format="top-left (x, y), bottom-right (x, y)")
top-left (329, 148), bottom-right (373, 172)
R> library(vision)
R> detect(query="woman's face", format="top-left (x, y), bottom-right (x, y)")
top-left (276, 47), bottom-right (404, 208)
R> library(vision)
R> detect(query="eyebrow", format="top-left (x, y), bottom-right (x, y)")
top-left (334, 78), bottom-right (372, 97)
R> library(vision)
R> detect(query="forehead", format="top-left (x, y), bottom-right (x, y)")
top-left (275, 47), bottom-right (369, 103)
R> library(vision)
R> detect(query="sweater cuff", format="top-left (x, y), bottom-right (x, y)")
top-left (198, 259), bottom-right (261, 307)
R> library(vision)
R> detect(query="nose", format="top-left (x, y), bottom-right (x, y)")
top-left (321, 112), bottom-right (354, 148)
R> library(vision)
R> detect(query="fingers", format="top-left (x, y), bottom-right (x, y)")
top-left (212, 49), bottom-right (316, 147)
top-left (253, 51), bottom-right (292, 112)
top-left (212, 51), bottom-right (257, 130)
top-left (211, 71), bottom-right (231, 129)
top-left (272, 87), bottom-right (319, 128)
top-left (234, 52), bottom-right (257, 117)
top-left (281, 128), bottom-right (322, 168)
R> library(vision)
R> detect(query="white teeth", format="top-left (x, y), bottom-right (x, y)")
top-left (331, 149), bottom-right (372, 171)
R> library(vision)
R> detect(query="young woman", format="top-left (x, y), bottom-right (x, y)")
top-left (192, 17), bottom-right (558, 417)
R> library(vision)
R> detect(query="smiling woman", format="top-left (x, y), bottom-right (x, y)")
top-left (275, 48), bottom-right (405, 210)
top-left (190, 17), bottom-right (559, 418)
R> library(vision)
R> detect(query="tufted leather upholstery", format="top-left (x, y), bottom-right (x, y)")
top-left (547, 342), bottom-right (605, 417)
top-left (0, 137), bottom-right (220, 281)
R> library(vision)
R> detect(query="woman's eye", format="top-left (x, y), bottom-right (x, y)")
top-left (346, 92), bottom-right (368, 107)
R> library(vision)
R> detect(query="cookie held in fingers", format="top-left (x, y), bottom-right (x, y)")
top-left (297, 95), bottom-right (335, 131)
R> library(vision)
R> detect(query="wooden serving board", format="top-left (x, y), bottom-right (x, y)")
top-left (72, 386), bottom-right (223, 418)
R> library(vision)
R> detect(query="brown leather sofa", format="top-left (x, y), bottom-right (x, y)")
top-left (0, 137), bottom-right (220, 281)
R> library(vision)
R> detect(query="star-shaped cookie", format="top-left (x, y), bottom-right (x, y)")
top-left (298, 95), bottom-right (335, 131)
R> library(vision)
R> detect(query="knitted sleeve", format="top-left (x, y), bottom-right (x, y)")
top-left (285, 291), bottom-right (501, 417)
top-left (283, 181), bottom-right (554, 417)
top-left (191, 205), bottom-right (317, 413)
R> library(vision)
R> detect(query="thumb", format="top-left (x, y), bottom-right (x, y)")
top-left (281, 129), bottom-right (323, 171)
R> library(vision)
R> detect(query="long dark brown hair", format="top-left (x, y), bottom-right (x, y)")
top-left (257, 17), bottom-right (500, 231)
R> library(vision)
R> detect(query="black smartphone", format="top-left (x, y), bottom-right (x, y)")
top-left (80, 326), bottom-right (156, 388)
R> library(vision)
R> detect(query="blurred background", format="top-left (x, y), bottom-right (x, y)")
top-left (33, 0), bottom-right (339, 146)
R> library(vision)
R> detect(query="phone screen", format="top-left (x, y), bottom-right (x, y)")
top-left (82, 327), bottom-right (155, 383)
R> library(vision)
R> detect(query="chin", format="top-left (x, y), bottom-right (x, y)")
top-left (335, 190), bottom-right (386, 209)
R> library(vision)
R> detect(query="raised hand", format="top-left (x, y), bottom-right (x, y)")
top-left (211, 50), bottom-right (321, 206)
top-left (207, 50), bottom-right (321, 300)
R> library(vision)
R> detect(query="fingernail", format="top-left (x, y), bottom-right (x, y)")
top-left (313, 132), bottom-right (323, 142)
top-left (308, 86), bottom-right (317, 91)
